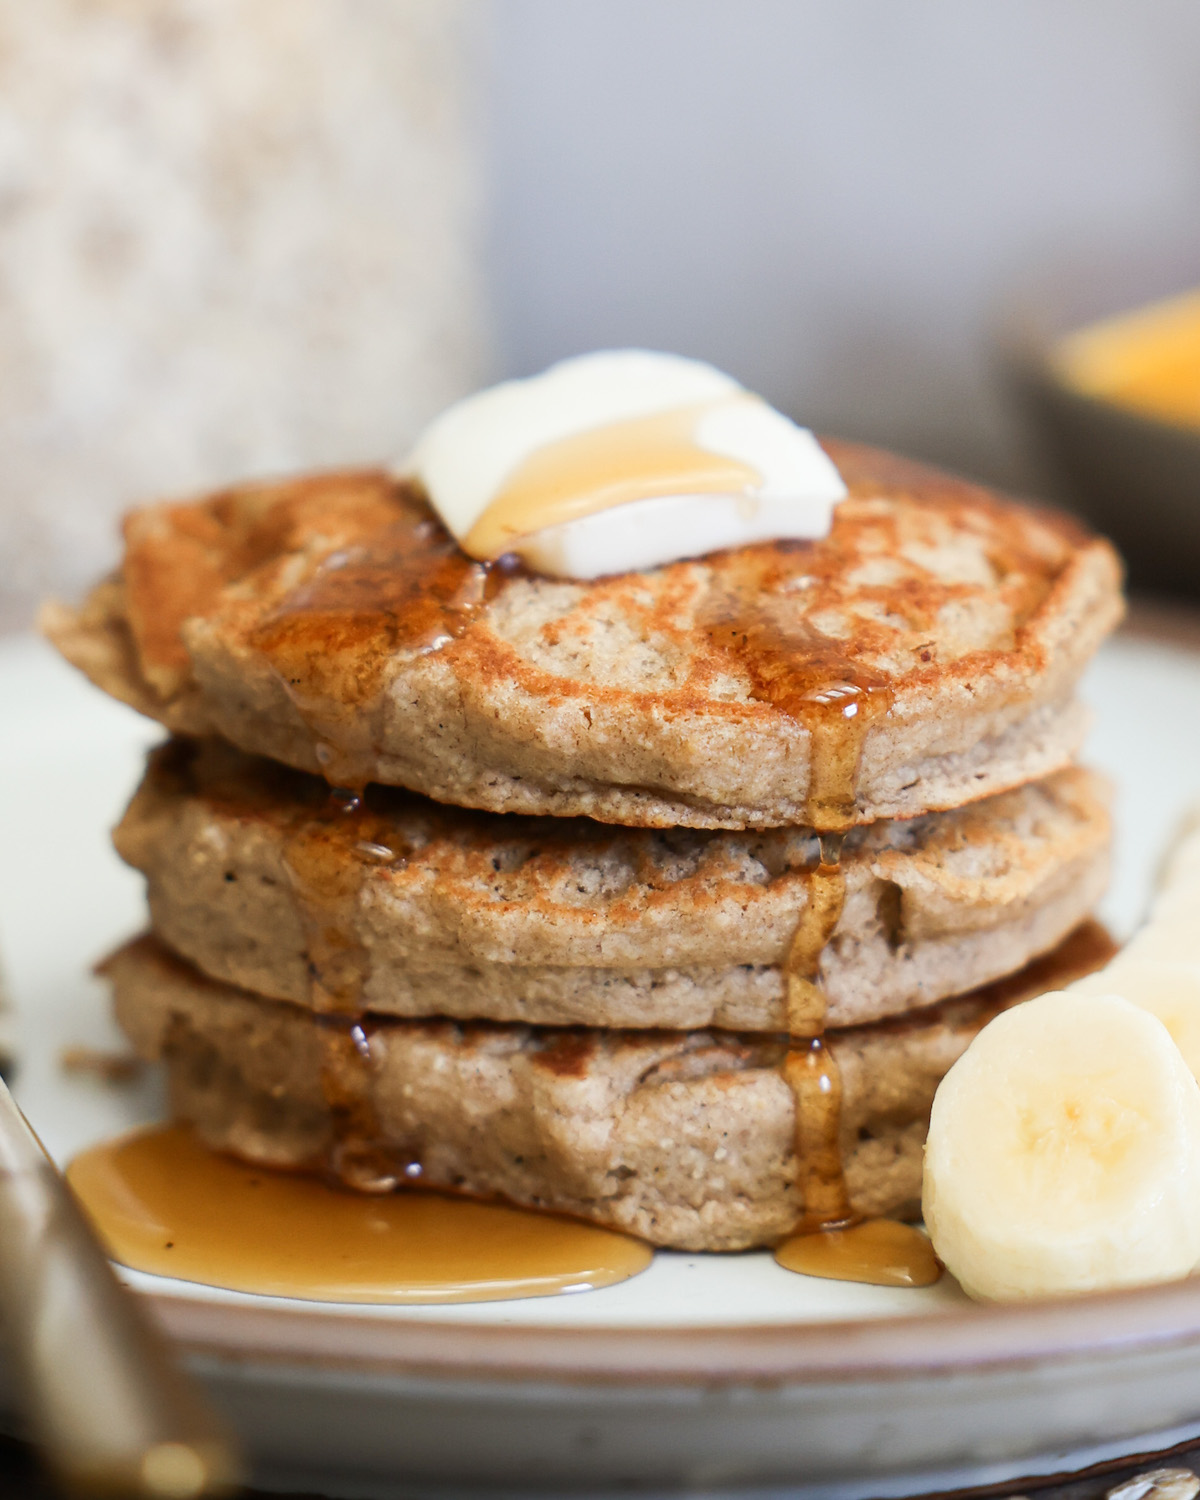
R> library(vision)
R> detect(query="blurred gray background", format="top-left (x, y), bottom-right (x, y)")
top-left (5, 0), bottom-right (1200, 626)
top-left (484, 0), bottom-right (1200, 492)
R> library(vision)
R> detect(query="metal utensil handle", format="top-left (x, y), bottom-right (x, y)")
top-left (0, 1084), bottom-right (240, 1497)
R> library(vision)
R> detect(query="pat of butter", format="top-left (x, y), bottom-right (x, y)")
top-left (400, 350), bottom-right (847, 578)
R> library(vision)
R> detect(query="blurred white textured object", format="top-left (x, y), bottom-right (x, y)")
top-left (0, 0), bottom-right (491, 630)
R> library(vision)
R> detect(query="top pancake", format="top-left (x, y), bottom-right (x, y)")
top-left (42, 440), bottom-right (1123, 830)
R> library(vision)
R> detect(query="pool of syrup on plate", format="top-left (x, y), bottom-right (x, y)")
top-left (67, 1127), bottom-right (652, 1304)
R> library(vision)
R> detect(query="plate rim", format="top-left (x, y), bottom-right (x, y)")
top-left (148, 1270), bottom-right (1200, 1384)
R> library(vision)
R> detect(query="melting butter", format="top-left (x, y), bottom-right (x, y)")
top-left (463, 399), bottom-right (761, 560)
top-left (402, 350), bottom-right (846, 579)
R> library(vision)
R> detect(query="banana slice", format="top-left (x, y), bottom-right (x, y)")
top-left (1123, 915), bottom-right (1200, 969)
top-left (924, 800), bottom-right (1200, 1300)
top-left (1071, 959), bottom-right (1200, 1079)
top-left (923, 990), bottom-right (1200, 1301)
top-left (1157, 807), bottom-right (1200, 897)
top-left (1152, 870), bottom-right (1200, 922)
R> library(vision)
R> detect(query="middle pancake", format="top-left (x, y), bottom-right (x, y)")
top-left (117, 739), bottom-right (1111, 1032)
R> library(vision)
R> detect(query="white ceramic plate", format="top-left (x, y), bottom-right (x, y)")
top-left (6, 624), bottom-right (1200, 1499)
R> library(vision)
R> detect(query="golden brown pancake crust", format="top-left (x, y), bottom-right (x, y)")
top-left (43, 441), bottom-right (1123, 829)
top-left (114, 739), bottom-right (1111, 1030)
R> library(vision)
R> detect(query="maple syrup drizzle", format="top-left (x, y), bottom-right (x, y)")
top-left (280, 787), bottom-right (378, 1014)
top-left (779, 833), bottom-right (856, 1247)
top-left (777, 835), bottom-right (859, 1237)
top-left (250, 499), bottom-right (507, 789)
top-left (701, 584), bottom-right (893, 834)
top-left (314, 1017), bottom-right (408, 1193)
top-left (272, 783), bottom-right (419, 1190)
top-left (463, 400), bottom-right (759, 559)
top-left (785, 833), bottom-right (846, 1037)
top-left (702, 571), bottom-right (904, 1277)
top-left (66, 1126), bottom-right (653, 1304)
top-left (782, 1035), bottom-right (852, 1230)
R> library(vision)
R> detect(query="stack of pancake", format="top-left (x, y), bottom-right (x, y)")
top-left (44, 440), bottom-right (1123, 1250)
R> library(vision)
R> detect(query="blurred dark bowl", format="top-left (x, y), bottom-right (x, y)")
top-left (1001, 252), bottom-right (1200, 599)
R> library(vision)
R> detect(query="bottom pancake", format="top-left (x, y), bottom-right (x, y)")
top-left (104, 926), bottom-right (1114, 1253)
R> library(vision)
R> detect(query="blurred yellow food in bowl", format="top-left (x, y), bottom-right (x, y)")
top-left (1053, 289), bottom-right (1200, 430)
top-left (1009, 271), bottom-right (1200, 599)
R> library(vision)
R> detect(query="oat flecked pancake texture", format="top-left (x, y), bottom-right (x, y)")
top-left (115, 740), bottom-right (1111, 1031)
top-left (104, 926), bottom-right (1116, 1252)
top-left (41, 441), bottom-right (1124, 830)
